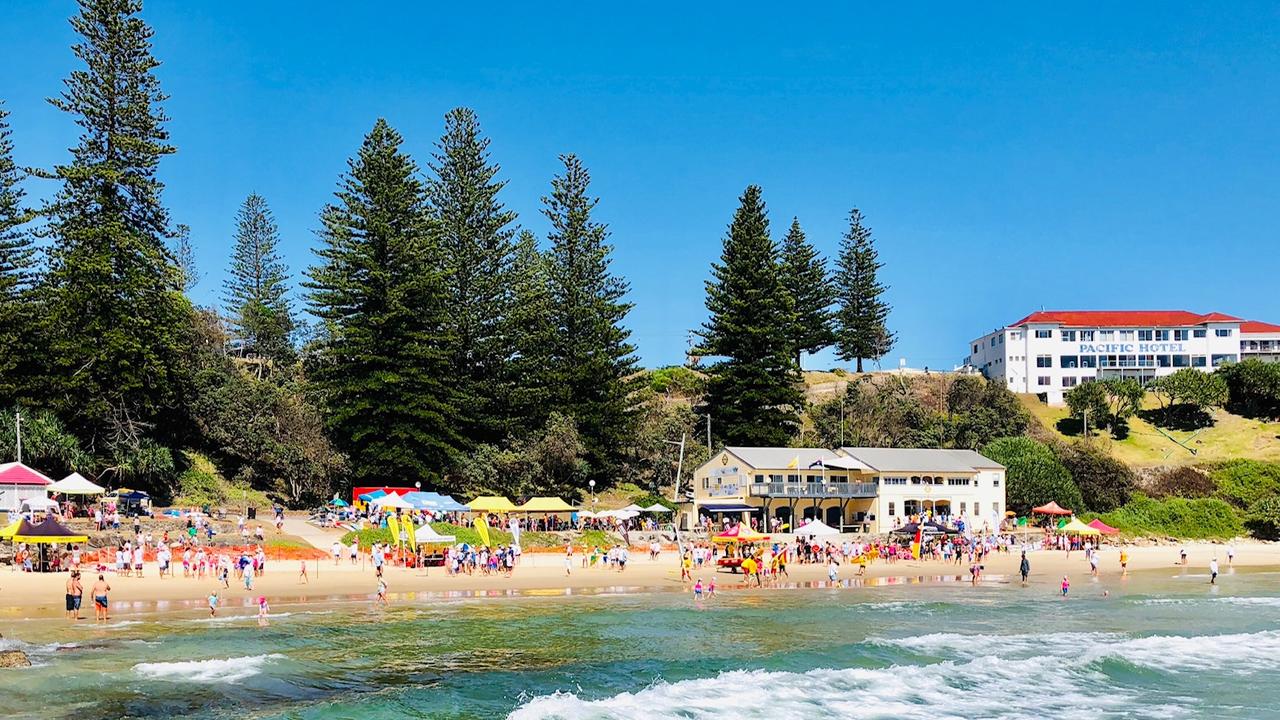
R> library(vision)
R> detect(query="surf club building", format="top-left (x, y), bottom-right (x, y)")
top-left (968, 310), bottom-right (1280, 406)
top-left (686, 446), bottom-right (1005, 535)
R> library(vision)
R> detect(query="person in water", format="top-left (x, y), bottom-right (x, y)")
top-left (91, 574), bottom-right (110, 622)
top-left (1019, 552), bottom-right (1030, 585)
top-left (693, 579), bottom-right (703, 600)
top-left (1061, 575), bottom-right (1070, 597)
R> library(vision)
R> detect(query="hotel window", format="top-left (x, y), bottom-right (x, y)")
top-left (947, 477), bottom-right (970, 486)
top-left (888, 502), bottom-right (895, 516)
top-left (1192, 355), bottom-right (1207, 367)
top-left (1061, 330), bottom-right (1076, 342)
top-left (1138, 330), bottom-right (1153, 341)
top-left (1035, 329), bottom-right (1052, 339)
top-left (1060, 355), bottom-right (1078, 368)
top-left (1036, 355), bottom-right (1052, 367)
top-left (1154, 330), bottom-right (1170, 341)
top-left (1194, 329), bottom-right (1207, 338)
top-left (1062, 376), bottom-right (1077, 387)
top-left (1080, 356), bottom-right (1098, 368)
top-left (1174, 329), bottom-right (1189, 341)
top-left (1157, 355), bottom-right (1172, 368)
top-left (1216, 329), bottom-right (1233, 337)
top-left (1212, 354), bottom-right (1238, 367)
top-left (990, 337), bottom-right (997, 347)
top-left (1173, 355), bottom-right (1190, 367)
top-left (1099, 330), bottom-right (1114, 340)
top-left (1010, 331), bottom-right (1023, 341)
top-left (1079, 330), bottom-right (1095, 341)
top-left (1037, 376), bottom-right (1051, 386)
top-left (1138, 354), bottom-right (1155, 367)
top-left (1120, 330), bottom-right (1135, 341)
top-left (1121, 355), bottom-right (1138, 367)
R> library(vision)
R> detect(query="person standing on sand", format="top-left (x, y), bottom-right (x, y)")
top-left (1019, 552), bottom-right (1030, 585)
top-left (1210, 557), bottom-right (1219, 584)
top-left (1227, 545), bottom-right (1235, 567)
top-left (1179, 547), bottom-right (1187, 566)
top-left (208, 590), bottom-right (219, 617)
top-left (563, 547), bottom-right (573, 576)
top-left (91, 575), bottom-right (110, 622)
top-left (65, 571), bottom-right (82, 621)
top-left (331, 541), bottom-right (342, 566)
top-left (299, 560), bottom-right (309, 584)
top-left (1089, 551), bottom-right (1099, 577)
top-left (376, 578), bottom-right (388, 606)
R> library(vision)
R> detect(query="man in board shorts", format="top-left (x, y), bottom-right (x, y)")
top-left (91, 574), bottom-right (111, 622)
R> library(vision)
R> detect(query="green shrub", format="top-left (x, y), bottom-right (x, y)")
top-left (1246, 496), bottom-right (1280, 541)
top-left (1094, 494), bottom-right (1243, 539)
top-left (647, 366), bottom-right (706, 396)
top-left (983, 436), bottom-right (1084, 515)
top-left (1212, 459), bottom-right (1280, 510)
top-left (1145, 466), bottom-right (1216, 499)
top-left (1058, 441), bottom-right (1134, 513)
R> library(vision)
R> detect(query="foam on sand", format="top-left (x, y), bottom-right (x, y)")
top-left (510, 629), bottom-right (1280, 719)
top-left (133, 653), bottom-right (285, 683)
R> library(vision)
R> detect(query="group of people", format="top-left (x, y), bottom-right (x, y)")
top-left (62, 570), bottom-right (113, 622)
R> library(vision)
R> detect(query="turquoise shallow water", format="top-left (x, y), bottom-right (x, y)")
top-left (1, 567), bottom-right (1278, 719)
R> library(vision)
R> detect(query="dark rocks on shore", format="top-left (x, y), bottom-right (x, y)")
top-left (0, 649), bottom-right (31, 668)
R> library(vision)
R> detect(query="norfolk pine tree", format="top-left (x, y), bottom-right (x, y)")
top-left (542, 154), bottom-right (639, 481)
top-left (305, 119), bottom-right (459, 487)
top-left (0, 102), bottom-right (39, 407)
top-left (38, 0), bottom-right (195, 444)
top-left (223, 193), bottom-right (296, 365)
top-left (427, 108), bottom-right (518, 446)
top-left (697, 186), bottom-right (804, 446)
top-left (778, 217), bottom-right (835, 368)
top-left (505, 229), bottom-right (556, 433)
top-left (834, 208), bottom-right (894, 372)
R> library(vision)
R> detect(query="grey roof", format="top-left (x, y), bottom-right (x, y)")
top-left (722, 447), bottom-right (836, 471)
top-left (837, 447), bottom-right (1004, 473)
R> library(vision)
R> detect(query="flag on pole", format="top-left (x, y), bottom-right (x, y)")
top-left (473, 516), bottom-right (492, 548)
top-left (387, 514), bottom-right (401, 548)
top-left (787, 455), bottom-right (800, 469)
top-left (403, 516), bottom-right (417, 553)
top-left (911, 524), bottom-right (923, 560)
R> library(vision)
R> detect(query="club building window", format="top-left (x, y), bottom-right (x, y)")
top-left (1060, 355), bottom-right (1078, 368)
top-left (1038, 376), bottom-right (1051, 386)
top-left (1035, 329), bottom-right (1052, 339)
top-left (1062, 376), bottom-right (1078, 387)
top-left (1036, 355), bottom-right (1052, 367)
top-left (888, 502), bottom-right (895, 516)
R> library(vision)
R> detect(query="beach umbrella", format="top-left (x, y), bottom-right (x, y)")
top-left (330, 498), bottom-right (348, 507)
top-left (618, 503), bottom-right (645, 513)
top-left (1032, 501), bottom-right (1073, 516)
top-left (641, 503), bottom-right (673, 513)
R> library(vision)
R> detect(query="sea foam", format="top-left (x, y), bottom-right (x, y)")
top-left (133, 653), bottom-right (285, 683)
top-left (510, 629), bottom-right (1280, 719)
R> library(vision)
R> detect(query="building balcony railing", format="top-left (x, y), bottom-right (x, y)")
top-left (704, 486), bottom-right (744, 498)
top-left (748, 482), bottom-right (877, 499)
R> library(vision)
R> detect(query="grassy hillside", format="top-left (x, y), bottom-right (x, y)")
top-left (1020, 394), bottom-right (1280, 467)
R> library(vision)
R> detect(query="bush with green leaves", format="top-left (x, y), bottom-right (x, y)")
top-left (1058, 442), bottom-right (1135, 513)
top-left (1211, 459), bottom-right (1280, 510)
top-left (1246, 495), bottom-right (1280, 540)
top-left (1093, 493), bottom-right (1242, 539)
top-left (1145, 466), bottom-right (1215, 499)
top-left (1218, 359), bottom-right (1280, 420)
top-left (982, 436), bottom-right (1084, 515)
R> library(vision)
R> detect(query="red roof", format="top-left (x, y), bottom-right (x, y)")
top-left (1010, 310), bottom-right (1241, 328)
top-left (1241, 320), bottom-right (1280, 335)
top-left (0, 462), bottom-right (54, 486)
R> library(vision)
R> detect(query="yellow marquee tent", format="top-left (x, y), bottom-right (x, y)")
top-left (515, 496), bottom-right (576, 513)
top-left (467, 496), bottom-right (517, 513)
top-left (1061, 517), bottom-right (1101, 535)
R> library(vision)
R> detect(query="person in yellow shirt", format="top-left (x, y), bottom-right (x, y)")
top-left (741, 556), bottom-right (760, 586)
top-left (1119, 549), bottom-right (1128, 577)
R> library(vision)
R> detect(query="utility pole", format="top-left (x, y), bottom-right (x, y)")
top-left (666, 433), bottom-right (687, 505)
top-left (1082, 409), bottom-right (1088, 438)
top-left (705, 414), bottom-right (711, 452)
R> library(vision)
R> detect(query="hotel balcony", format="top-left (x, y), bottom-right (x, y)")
top-left (748, 482), bottom-right (877, 498)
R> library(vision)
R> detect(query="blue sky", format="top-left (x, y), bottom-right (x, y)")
top-left (3, 2), bottom-right (1277, 369)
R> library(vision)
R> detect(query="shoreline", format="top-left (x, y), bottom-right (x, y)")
top-left (0, 540), bottom-right (1272, 626)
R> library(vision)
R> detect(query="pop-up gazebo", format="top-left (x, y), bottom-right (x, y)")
top-left (1061, 517), bottom-right (1101, 535)
top-left (468, 496), bottom-right (516, 513)
top-left (1087, 518), bottom-right (1120, 535)
top-left (48, 472), bottom-right (105, 496)
top-left (1032, 501), bottom-right (1073, 516)
top-left (13, 516), bottom-right (88, 544)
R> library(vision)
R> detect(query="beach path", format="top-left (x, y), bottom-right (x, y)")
top-left (280, 516), bottom-right (346, 550)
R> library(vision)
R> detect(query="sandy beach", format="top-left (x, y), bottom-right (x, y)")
top-left (2, 537), bottom-right (1271, 622)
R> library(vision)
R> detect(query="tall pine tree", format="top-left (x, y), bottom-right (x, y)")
top-left (542, 154), bottom-right (639, 482)
top-left (305, 119), bottom-right (459, 487)
top-left (427, 108), bottom-right (517, 446)
top-left (697, 186), bottom-right (803, 446)
top-left (778, 217), bottom-right (834, 369)
top-left (504, 229), bottom-right (556, 433)
top-left (39, 0), bottom-right (194, 445)
top-left (223, 193), bottom-right (295, 365)
top-left (833, 208), bottom-right (894, 372)
top-left (0, 102), bottom-right (39, 408)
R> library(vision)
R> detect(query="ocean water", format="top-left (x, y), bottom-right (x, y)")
top-left (1, 568), bottom-right (1278, 719)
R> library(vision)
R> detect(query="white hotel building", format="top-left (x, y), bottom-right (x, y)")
top-left (969, 310), bottom-right (1280, 405)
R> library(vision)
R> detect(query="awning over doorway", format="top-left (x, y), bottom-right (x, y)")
top-left (700, 503), bottom-right (757, 513)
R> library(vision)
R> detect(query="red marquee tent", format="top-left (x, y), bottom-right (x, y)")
top-left (1087, 518), bottom-right (1120, 535)
top-left (1031, 501), bottom-right (1073, 516)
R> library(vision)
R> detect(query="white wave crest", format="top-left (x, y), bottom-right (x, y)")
top-left (512, 629), bottom-right (1280, 720)
top-left (133, 653), bottom-right (285, 683)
